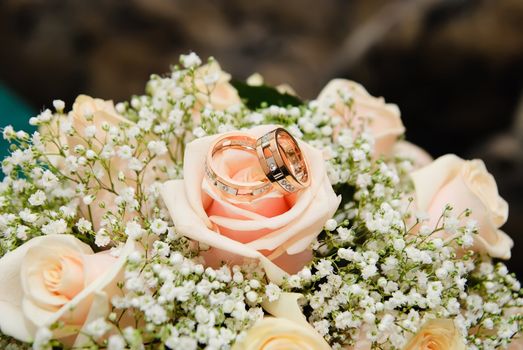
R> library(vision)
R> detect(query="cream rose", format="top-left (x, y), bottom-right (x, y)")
top-left (0, 235), bottom-right (134, 346)
top-left (232, 317), bottom-right (331, 350)
top-left (161, 125), bottom-right (340, 283)
top-left (403, 319), bottom-right (466, 350)
top-left (193, 61), bottom-right (241, 111)
top-left (411, 154), bottom-right (513, 259)
top-left (316, 79), bottom-right (405, 157)
top-left (236, 292), bottom-right (330, 349)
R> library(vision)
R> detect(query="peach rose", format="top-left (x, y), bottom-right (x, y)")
top-left (411, 154), bottom-right (513, 259)
top-left (0, 235), bottom-right (134, 346)
top-left (316, 79), bottom-right (405, 157)
top-left (43, 95), bottom-right (123, 164)
top-left (161, 125), bottom-right (340, 283)
top-left (403, 319), bottom-right (466, 350)
top-left (41, 95), bottom-right (134, 229)
top-left (48, 95), bottom-right (166, 230)
top-left (66, 95), bottom-right (136, 229)
top-left (193, 61), bottom-right (241, 111)
top-left (393, 140), bottom-right (433, 170)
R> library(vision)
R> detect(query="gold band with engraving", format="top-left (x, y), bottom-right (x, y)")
top-left (255, 128), bottom-right (310, 194)
top-left (205, 133), bottom-right (272, 201)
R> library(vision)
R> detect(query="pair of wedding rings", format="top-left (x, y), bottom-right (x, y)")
top-left (205, 128), bottom-right (310, 201)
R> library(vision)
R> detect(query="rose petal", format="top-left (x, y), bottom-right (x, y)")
top-left (162, 180), bottom-right (288, 283)
top-left (81, 252), bottom-right (118, 286)
top-left (0, 303), bottom-right (34, 342)
top-left (203, 181), bottom-right (289, 221)
top-left (262, 292), bottom-right (311, 329)
top-left (247, 179), bottom-right (340, 253)
top-left (475, 229), bottom-right (513, 260)
top-left (260, 292), bottom-right (331, 349)
top-left (58, 255), bottom-right (85, 299)
top-left (207, 140), bottom-right (330, 232)
top-left (393, 140), bottom-right (433, 169)
top-left (72, 291), bottom-right (112, 348)
top-left (410, 154), bottom-right (463, 211)
top-left (266, 249), bottom-right (313, 275)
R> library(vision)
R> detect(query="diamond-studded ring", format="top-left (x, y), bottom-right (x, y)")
top-left (205, 133), bottom-right (272, 201)
top-left (255, 128), bottom-right (310, 194)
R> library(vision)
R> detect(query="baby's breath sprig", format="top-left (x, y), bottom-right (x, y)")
top-left (0, 53), bottom-right (520, 350)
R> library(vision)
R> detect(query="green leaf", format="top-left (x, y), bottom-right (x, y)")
top-left (231, 80), bottom-right (303, 110)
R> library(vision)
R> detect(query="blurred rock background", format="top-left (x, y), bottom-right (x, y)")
top-left (0, 0), bottom-right (522, 276)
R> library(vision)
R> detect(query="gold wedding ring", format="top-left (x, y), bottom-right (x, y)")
top-left (205, 133), bottom-right (272, 201)
top-left (256, 128), bottom-right (310, 194)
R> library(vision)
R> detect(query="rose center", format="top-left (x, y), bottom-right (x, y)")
top-left (42, 254), bottom-right (85, 299)
top-left (43, 262), bottom-right (62, 293)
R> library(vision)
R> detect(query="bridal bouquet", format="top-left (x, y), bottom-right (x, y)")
top-left (0, 53), bottom-right (521, 350)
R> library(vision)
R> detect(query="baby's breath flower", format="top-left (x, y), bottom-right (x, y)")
top-left (84, 317), bottom-right (111, 339)
top-left (41, 219), bottom-right (67, 235)
top-left (0, 54), bottom-right (520, 350)
top-left (180, 52), bottom-right (202, 68)
top-left (150, 219), bottom-right (168, 235)
top-left (324, 218), bottom-right (338, 231)
top-left (125, 221), bottom-right (144, 240)
top-left (28, 190), bottom-right (46, 206)
top-left (107, 335), bottom-right (126, 350)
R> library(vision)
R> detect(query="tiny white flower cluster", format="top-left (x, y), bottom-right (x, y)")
top-left (0, 53), bottom-right (520, 350)
top-left (283, 128), bottom-right (522, 349)
top-left (106, 249), bottom-right (267, 350)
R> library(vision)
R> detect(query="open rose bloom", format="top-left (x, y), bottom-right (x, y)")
top-left (403, 319), bottom-right (466, 350)
top-left (316, 79), bottom-right (405, 157)
top-left (411, 154), bottom-right (513, 259)
top-left (0, 53), bottom-right (521, 349)
top-left (162, 125), bottom-right (340, 282)
top-left (0, 235), bottom-right (134, 346)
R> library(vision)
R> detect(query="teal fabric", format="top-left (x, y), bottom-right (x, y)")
top-left (0, 84), bottom-right (36, 159)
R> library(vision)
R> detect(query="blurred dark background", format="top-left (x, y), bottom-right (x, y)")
top-left (0, 0), bottom-right (521, 277)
